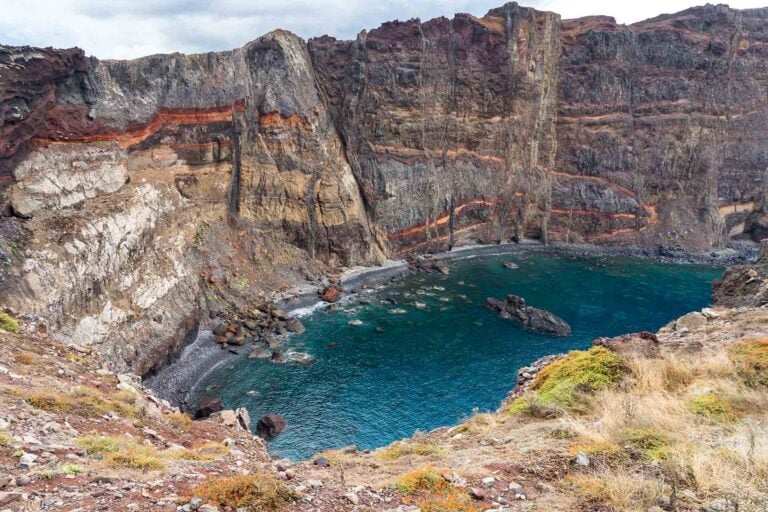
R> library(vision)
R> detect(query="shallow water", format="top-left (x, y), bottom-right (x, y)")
top-left (193, 253), bottom-right (722, 460)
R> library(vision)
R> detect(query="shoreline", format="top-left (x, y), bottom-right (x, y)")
top-left (144, 239), bottom-right (754, 422)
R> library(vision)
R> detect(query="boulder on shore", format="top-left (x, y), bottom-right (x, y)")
top-left (321, 286), bottom-right (342, 303)
top-left (194, 398), bottom-right (223, 419)
top-left (486, 295), bottom-right (571, 336)
top-left (256, 413), bottom-right (287, 439)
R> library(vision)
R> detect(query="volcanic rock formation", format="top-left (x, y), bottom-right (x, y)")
top-left (1, 3), bottom-right (766, 372)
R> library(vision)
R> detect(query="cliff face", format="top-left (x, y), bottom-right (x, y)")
top-left (1, 2), bottom-right (767, 372)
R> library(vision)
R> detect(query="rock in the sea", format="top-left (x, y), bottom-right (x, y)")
top-left (256, 413), bottom-right (287, 439)
top-left (194, 398), bottom-right (223, 419)
top-left (486, 295), bottom-right (571, 336)
top-left (593, 331), bottom-right (660, 358)
top-left (285, 318), bottom-right (305, 334)
top-left (502, 261), bottom-right (519, 269)
top-left (321, 286), bottom-right (342, 303)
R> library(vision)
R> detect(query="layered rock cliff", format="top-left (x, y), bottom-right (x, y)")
top-left (1, 3), bottom-right (767, 372)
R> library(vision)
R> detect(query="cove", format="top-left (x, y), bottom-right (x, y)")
top-left (192, 252), bottom-right (722, 460)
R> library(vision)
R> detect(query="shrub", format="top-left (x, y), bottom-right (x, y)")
top-left (14, 353), bottom-right (35, 365)
top-left (0, 431), bottom-right (11, 447)
top-left (59, 464), bottom-right (84, 475)
top-left (377, 442), bottom-right (442, 460)
top-left (24, 387), bottom-right (137, 418)
top-left (166, 442), bottom-right (229, 461)
top-left (569, 440), bottom-right (626, 462)
top-left (622, 428), bottom-right (672, 461)
top-left (166, 412), bottom-right (193, 432)
top-left (0, 312), bottom-right (19, 334)
top-left (191, 473), bottom-right (298, 510)
top-left (393, 467), bottom-right (480, 512)
top-left (76, 434), bottom-right (165, 471)
top-left (505, 392), bottom-right (562, 418)
top-left (687, 392), bottom-right (738, 422)
top-left (569, 473), bottom-right (665, 512)
top-left (729, 339), bottom-right (768, 388)
top-left (530, 347), bottom-right (625, 411)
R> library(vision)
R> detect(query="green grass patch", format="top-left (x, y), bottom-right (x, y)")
top-left (24, 387), bottom-right (137, 418)
top-left (729, 339), bottom-right (768, 388)
top-left (688, 392), bottom-right (738, 422)
top-left (622, 428), bottom-right (672, 461)
top-left (529, 347), bottom-right (625, 412)
top-left (0, 430), bottom-right (11, 447)
top-left (59, 463), bottom-right (84, 475)
top-left (0, 312), bottom-right (19, 334)
top-left (569, 440), bottom-right (626, 462)
top-left (76, 434), bottom-right (165, 471)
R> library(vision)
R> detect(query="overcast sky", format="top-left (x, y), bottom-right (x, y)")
top-left (2, 0), bottom-right (766, 60)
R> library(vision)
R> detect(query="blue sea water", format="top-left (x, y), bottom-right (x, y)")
top-left (194, 252), bottom-right (722, 460)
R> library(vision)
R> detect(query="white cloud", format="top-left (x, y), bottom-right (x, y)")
top-left (1, 0), bottom-right (766, 59)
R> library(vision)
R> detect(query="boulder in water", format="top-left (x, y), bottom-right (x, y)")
top-left (256, 413), bottom-right (287, 439)
top-left (486, 295), bottom-right (571, 336)
top-left (502, 261), bottom-right (519, 269)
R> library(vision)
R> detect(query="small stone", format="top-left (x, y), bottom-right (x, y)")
top-left (344, 492), bottom-right (359, 505)
top-left (189, 496), bottom-right (203, 510)
top-left (508, 482), bottom-right (523, 494)
top-left (575, 452), bottom-right (590, 467)
top-left (469, 488), bottom-right (487, 500)
top-left (220, 410), bottom-right (237, 427)
top-left (307, 479), bottom-right (323, 488)
top-left (18, 453), bottom-right (37, 469)
top-left (313, 456), bottom-right (330, 467)
top-left (701, 307), bottom-right (720, 319)
top-left (127, 504), bottom-right (140, 512)
top-left (481, 476), bottom-right (495, 487)
top-left (674, 312), bottom-right (707, 331)
top-left (0, 492), bottom-right (21, 507)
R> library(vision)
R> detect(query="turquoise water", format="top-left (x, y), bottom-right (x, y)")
top-left (195, 253), bottom-right (722, 460)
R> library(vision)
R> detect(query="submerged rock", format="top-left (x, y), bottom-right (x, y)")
top-left (486, 295), bottom-right (571, 336)
top-left (256, 413), bottom-right (287, 439)
top-left (502, 261), bottom-right (519, 269)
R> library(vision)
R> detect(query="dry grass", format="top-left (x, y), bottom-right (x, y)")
top-left (0, 430), bottom-right (11, 447)
top-left (166, 442), bottom-right (229, 461)
top-left (165, 412), bottom-right (194, 432)
top-left (393, 466), bottom-right (481, 512)
top-left (24, 387), bottom-right (137, 418)
top-left (377, 441), bottom-right (443, 461)
top-left (76, 434), bottom-right (165, 471)
top-left (560, 340), bottom-right (768, 508)
top-left (190, 473), bottom-right (298, 510)
top-left (13, 352), bottom-right (35, 365)
top-left (568, 471), bottom-right (666, 512)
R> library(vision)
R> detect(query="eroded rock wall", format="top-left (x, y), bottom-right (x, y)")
top-left (1, 2), bottom-right (767, 372)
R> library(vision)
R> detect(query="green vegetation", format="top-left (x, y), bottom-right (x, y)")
top-left (687, 392), bottom-right (738, 422)
top-left (190, 474), bottom-right (298, 510)
top-left (59, 463), bottom-right (84, 475)
top-left (529, 347), bottom-right (625, 412)
top-left (166, 442), bottom-right (229, 461)
top-left (0, 312), bottom-right (19, 334)
top-left (621, 428), bottom-right (672, 461)
top-left (165, 412), bottom-right (194, 432)
top-left (0, 431), bottom-right (11, 447)
top-left (569, 440), bottom-right (625, 462)
top-left (729, 338), bottom-right (768, 388)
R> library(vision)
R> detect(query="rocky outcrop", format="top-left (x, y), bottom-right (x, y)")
top-left (1, 3), bottom-right (767, 372)
top-left (713, 239), bottom-right (768, 307)
top-left (593, 331), bottom-right (660, 358)
top-left (486, 294), bottom-right (571, 336)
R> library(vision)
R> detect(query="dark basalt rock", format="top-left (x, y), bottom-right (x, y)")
top-left (256, 413), bottom-right (287, 439)
top-left (486, 295), bottom-right (571, 336)
top-left (194, 397), bottom-right (223, 419)
top-left (713, 239), bottom-right (768, 307)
